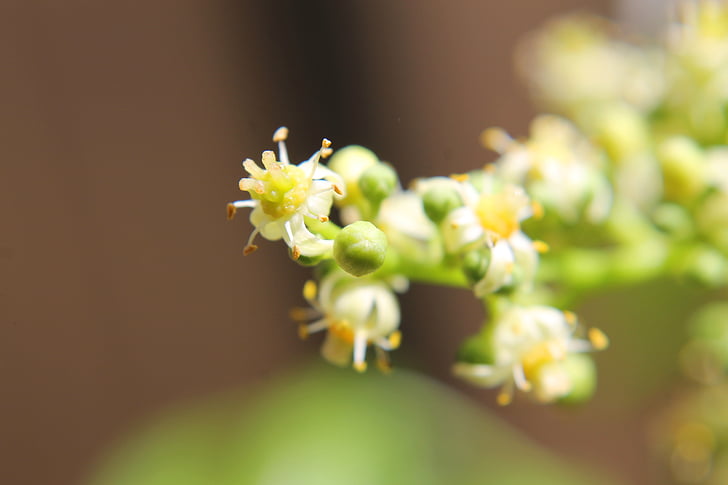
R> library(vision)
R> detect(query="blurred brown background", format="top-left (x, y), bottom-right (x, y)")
top-left (2, 1), bottom-right (684, 484)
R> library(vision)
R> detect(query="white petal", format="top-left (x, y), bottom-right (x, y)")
top-left (473, 239), bottom-right (514, 296)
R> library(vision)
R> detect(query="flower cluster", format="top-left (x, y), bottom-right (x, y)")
top-left (227, 3), bottom-right (728, 415)
top-left (227, 125), bottom-right (607, 405)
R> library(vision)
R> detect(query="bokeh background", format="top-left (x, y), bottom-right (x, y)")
top-left (1, 1), bottom-right (697, 484)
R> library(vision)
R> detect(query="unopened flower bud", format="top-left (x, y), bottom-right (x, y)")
top-left (328, 145), bottom-right (379, 207)
top-left (461, 248), bottom-right (492, 285)
top-left (359, 162), bottom-right (398, 206)
top-left (422, 183), bottom-right (463, 224)
top-left (334, 221), bottom-right (388, 277)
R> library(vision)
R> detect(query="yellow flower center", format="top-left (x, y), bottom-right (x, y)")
top-left (521, 341), bottom-right (566, 381)
top-left (474, 191), bottom-right (523, 239)
top-left (244, 162), bottom-right (312, 219)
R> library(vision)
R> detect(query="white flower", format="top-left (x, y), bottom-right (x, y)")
top-left (227, 127), bottom-right (345, 258)
top-left (453, 305), bottom-right (608, 405)
top-left (482, 115), bottom-right (612, 224)
top-left (439, 174), bottom-right (544, 294)
top-left (291, 271), bottom-right (402, 372)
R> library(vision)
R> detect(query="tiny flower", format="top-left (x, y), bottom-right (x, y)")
top-left (437, 174), bottom-right (541, 294)
top-left (482, 115), bottom-right (612, 224)
top-left (227, 127), bottom-right (345, 258)
top-left (291, 272), bottom-right (402, 373)
top-left (453, 305), bottom-right (608, 405)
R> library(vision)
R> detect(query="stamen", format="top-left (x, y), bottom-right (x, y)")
top-left (497, 381), bottom-right (514, 406)
top-left (333, 184), bottom-right (344, 196)
top-left (291, 246), bottom-right (301, 260)
top-left (532, 240), bottom-right (550, 253)
top-left (480, 127), bottom-right (513, 153)
top-left (289, 307), bottom-right (316, 322)
top-left (563, 311), bottom-right (577, 326)
top-left (272, 126), bottom-right (289, 142)
top-left (353, 331), bottom-right (368, 373)
top-left (450, 173), bottom-right (469, 182)
top-left (243, 228), bottom-right (260, 255)
top-left (321, 147), bottom-right (333, 159)
top-left (530, 201), bottom-right (544, 219)
top-left (298, 318), bottom-right (329, 340)
top-left (513, 365), bottom-right (532, 391)
top-left (375, 347), bottom-right (392, 374)
top-left (388, 330), bottom-right (402, 349)
top-left (588, 328), bottom-right (610, 350)
top-left (227, 203), bottom-right (237, 220)
top-left (303, 280), bottom-right (317, 301)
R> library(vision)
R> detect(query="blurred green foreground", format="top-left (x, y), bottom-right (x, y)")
top-left (86, 366), bottom-right (619, 485)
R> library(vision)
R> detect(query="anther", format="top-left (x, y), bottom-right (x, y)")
top-left (303, 280), bottom-right (317, 301)
top-left (297, 324), bottom-right (309, 340)
top-left (388, 331), bottom-right (402, 349)
top-left (450, 173), bottom-right (469, 182)
top-left (226, 203), bottom-right (237, 220)
top-left (497, 390), bottom-right (513, 406)
top-left (321, 138), bottom-right (332, 149)
top-left (243, 244), bottom-right (258, 256)
top-left (292, 246), bottom-right (301, 260)
top-left (588, 328), bottom-right (609, 350)
top-left (531, 201), bottom-right (544, 219)
top-left (272, 126), bottom-right (289, 142)
top-left (563, 311), bottom-right (577, 326)
top-left (353, 361), bottom-right (368, 373)
top-left (532, 240), bottom-right (550, 253)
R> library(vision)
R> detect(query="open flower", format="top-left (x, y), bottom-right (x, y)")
top-left (453, 304), bottom-right (608, 404)
top-left (290, 271), bottom-right (402, 373)
top-left (227, 127), bottom-right (345, 258)
top-left (439, 174), bottom-right (544, 295)
top-left (482, 115), bottom-right (612, 224)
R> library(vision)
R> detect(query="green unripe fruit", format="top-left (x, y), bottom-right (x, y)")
top-left (333, 221), bottom-right (388, 277)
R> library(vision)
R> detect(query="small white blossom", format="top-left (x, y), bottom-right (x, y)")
top-left (227, 127), bottom-right (345, 258)
top-left (291, 271), bottom-right (402, 373)
top-left (453, 305), bottom-right (608, 404)
top-left (439, 174), bottom-right (543, 294)
top-left (483, 115), bottom-right (612, 224)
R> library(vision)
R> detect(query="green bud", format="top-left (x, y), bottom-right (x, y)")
top-left (461, 248), bottom-right (491, 285)
top-left (327, 146), bottom-right (379, 206)
top-left (422, 185), bottom-right (462, 224)
top-left (359, 162), bottom-right (398, 205)
top-left (558, 354), bottom-right (597, 405)
top-left (657, 136), bottom-right (706, 201)
top-left (333, 221), bottom-right (388, 277)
